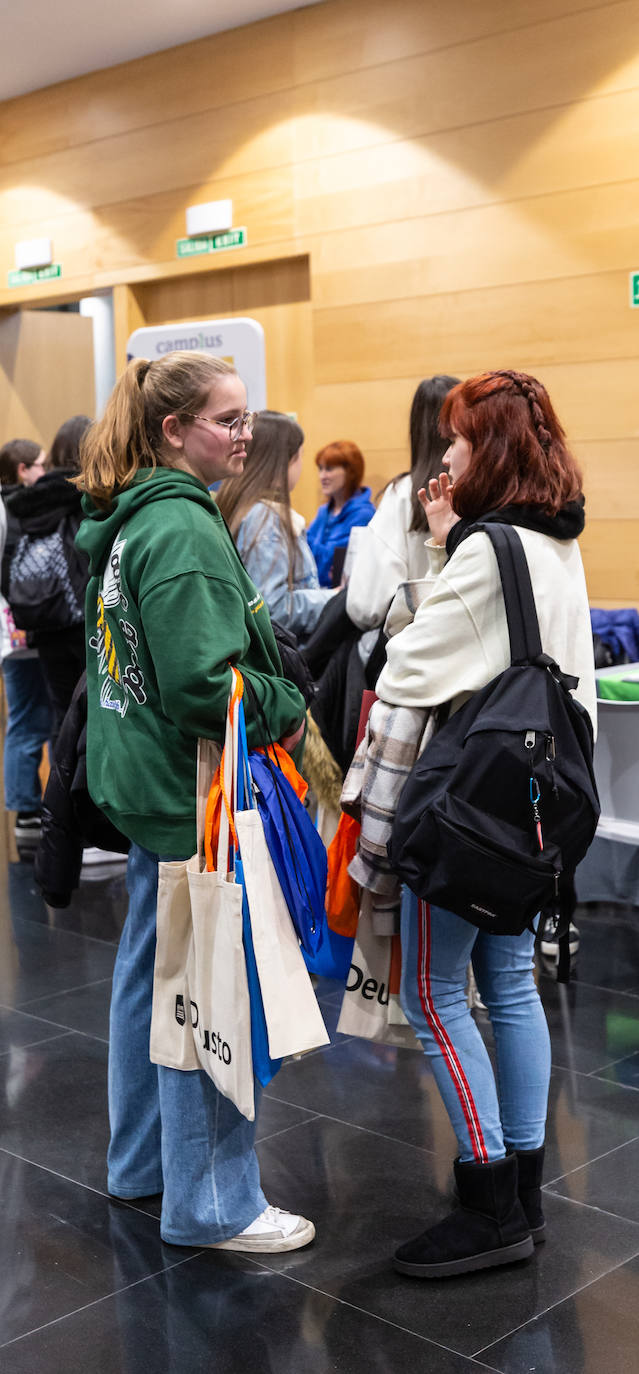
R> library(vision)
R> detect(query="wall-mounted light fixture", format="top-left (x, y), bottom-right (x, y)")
top-left (15, 237), bottom-right (53, 271)
top-left (185, 200), bottom-right (233, 237)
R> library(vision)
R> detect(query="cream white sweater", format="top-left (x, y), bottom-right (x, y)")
top-left (346, 475), bottom-right (430, 631)
top-left (376, 526), bottom-right (597, 734)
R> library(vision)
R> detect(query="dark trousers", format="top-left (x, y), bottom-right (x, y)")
top-left (37, 625), bottom-right (86, 760)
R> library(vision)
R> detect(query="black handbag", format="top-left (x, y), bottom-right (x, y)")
top-left (388, 523), bottom-right (599, 935)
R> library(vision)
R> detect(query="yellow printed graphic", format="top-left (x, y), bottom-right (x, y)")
top-left (97, 594), bottom-right (121, 684)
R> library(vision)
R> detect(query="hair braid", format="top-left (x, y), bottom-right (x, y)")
top-left (494, 370), bottom-right (552, 453)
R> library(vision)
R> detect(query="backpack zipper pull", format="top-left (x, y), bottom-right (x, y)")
top-left (546, 734), bottom-right (559, 798)
top-left (529, 775), bottom-right (543, 850)
top-left (525, 730), bottom-right (536, 750)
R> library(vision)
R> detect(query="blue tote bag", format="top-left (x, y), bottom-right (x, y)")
top-left (241, 676), bottom-right (329, 957)
top-left (248, 750), bottom-right (328, 957)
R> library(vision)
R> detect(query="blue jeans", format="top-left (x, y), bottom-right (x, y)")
top-left (400, 889), bottom-right (551, 1163)
top-left (2, 656), bottom-right (51, 812)
top-left (107, 843), bottom-right (267, 1245)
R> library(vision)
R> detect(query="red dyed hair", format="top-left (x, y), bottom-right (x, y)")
top-left (439, 371), bottom-right (582, 518)
top-left (315, 440), bottom-right (365, 499)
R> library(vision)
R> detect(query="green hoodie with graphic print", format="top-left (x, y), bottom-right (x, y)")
top-left (76, 468), bottom-right (305, 857)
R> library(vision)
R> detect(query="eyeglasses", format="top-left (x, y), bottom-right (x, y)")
top-left (182, 410), bottom-right (256, 441)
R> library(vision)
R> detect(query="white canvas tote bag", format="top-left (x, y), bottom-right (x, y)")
top-left (150, 682), bottom-right (255, 1120)
top-left (235, 806), bottom-right (330, 1059)
top-left (336, 893), bottom-right (420, 1049)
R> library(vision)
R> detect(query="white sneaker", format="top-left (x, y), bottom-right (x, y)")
top-left (540, 917), bottom-right (580, 958)
top-left (210, 1205), bottom-right (315, 1253)
top-left (81, 847), bottom-right (127, 866)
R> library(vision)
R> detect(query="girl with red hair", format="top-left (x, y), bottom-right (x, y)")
top-left (375, 371), bottom-right (596, 1279)
top-left (307, 440), bottom-right (375, 586)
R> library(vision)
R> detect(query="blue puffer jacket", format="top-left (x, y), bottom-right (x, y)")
top-left (307, 486), bottom-right (376, 587)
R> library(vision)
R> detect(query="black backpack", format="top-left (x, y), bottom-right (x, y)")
top-left (388, 523), bottom-right (599, 936)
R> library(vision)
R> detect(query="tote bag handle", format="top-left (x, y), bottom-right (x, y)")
top-left (202, 666), bottom-right (244, 875)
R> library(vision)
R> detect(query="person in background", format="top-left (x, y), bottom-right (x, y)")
top-left (5, 415), bottom-right (92, 755)
top-left (216, 410), bottom-right (334, 647)
top-left (306, 441), bottom-right (376, 587)
top-left (0, 439), bottom-right (51, 847)
top-left (374, 370), bottom-right (595, 1279)
top-left (75, 351), bottom-right (312, 1253)
top-left (347, 375), bottom-right (459, 631)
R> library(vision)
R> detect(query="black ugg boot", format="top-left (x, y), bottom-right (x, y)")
top-left (394, 1153), bottom-right (534, 1278)
top-left (512, 1145), bottom-right (545, 1245)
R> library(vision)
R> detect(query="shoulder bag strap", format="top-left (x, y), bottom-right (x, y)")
top-left (474, 522), bottom-right (543, 665)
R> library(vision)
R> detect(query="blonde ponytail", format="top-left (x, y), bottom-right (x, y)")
top-left (76, 351), bottom-right (236, 507)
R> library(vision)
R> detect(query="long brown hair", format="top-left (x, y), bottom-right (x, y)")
top-left (76, 352), bottom-right (237, 507)
top-left (439, 370), bottom-right (582, 518)
top-left (216, 410), bottom-right (304, 583)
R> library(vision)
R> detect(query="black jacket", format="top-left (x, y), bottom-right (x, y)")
top-left (34, 672), bottom-right (129, 908)
top-left (303, 590), bottom-right (386, 774)
top-left (0, 483), bottom-right (21, 600)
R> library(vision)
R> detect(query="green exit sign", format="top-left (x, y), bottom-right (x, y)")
top-left (630, 270), bottom-right (639, 307)
top-left (8, 263), bottom-right (62, 288)
top-left (176, 227), bottom-right (247, 259)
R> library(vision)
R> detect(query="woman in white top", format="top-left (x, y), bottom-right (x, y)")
top-left (346, 374), bottom-right (459, 630)
top-left (376, 370), bottom-right (595, 1280)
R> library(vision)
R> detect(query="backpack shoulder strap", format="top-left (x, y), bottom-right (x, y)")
top-left (474, 522), bottom-right (543, 665)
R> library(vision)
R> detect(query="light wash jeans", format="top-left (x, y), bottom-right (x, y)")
top-left (400, 889), bottom-right (551, 1163)
top-left (107, 843), bottom-right (267, 1245)
top-left (2, 656), bottom-right (51, 812)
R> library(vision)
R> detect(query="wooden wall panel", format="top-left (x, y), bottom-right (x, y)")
top-left (0, 0), bottom-right (637, 599)
top-left (314, 274), bottom-right (639, 384)
top-left (295, 90), bottom-right (639, 234)
top-left (291, 3), bottom-right (639, 164)
top-left (292, 0), bottom-right (617, 84)
top-left (310, 183), bottom-right (639, 307)
top-left (0, 18), bottom-right (295, 166)
top-left (0, 0), bottom-right (606, 167)
top-left (576, 440), bottom-right (639, 519)
top-left (580, 523), bottom-right (639, 602)
top-left (0, 89), bottom-right (297, 223)
top-left (0, 311), bottom-right (94, 447)
top-left (0, 169), bottom-right (295, 279)
top-left (313, 360), bottom-right (639, 456)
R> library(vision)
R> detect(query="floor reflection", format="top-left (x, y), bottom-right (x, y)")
top-left (0, 829), bottom-right (638, 1373)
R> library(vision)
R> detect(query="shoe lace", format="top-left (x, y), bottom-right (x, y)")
top-left (261, 1205), bottom-right (285, 1224)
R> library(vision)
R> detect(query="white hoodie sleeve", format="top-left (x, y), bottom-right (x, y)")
top-left (346, 476), bottom-right (427, 631)
top-left (376, 533), bottom-right (510, 709)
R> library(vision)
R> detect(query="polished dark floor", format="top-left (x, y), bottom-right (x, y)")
top-left (1, 844), bottom-right (639, 1374)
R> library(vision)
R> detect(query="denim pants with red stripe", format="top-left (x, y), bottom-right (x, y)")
top-left (400, 889), bottom-right (551, 1163)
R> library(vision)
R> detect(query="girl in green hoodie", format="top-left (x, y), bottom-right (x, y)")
top-left (75, 351), bottom-right (313, 1253)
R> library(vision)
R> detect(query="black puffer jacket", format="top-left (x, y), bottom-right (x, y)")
top-left (34, 672), bottom-right (129, 908)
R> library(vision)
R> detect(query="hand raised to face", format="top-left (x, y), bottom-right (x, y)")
top-left (418, 473), bottom-right (460, 547)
